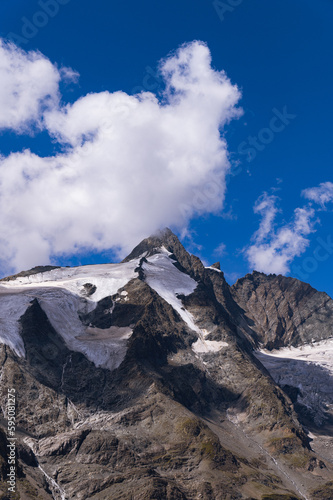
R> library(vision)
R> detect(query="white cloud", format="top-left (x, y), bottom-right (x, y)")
top-left (214, 242), bottom-right (227, 256)
top-left (245, 193), bottom-right (317, 275)
top-left (252, 193), bottom-right (281, 242)
top-left (0, 40), bottom-right (61, 132)
top-left (302, 181), bottom-right (333, 209)
top-left (0, 40), bottom-right (241, 273)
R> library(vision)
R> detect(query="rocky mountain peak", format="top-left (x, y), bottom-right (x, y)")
top-left (122, 228), bottom-right (206, 282)
top-left (231, 271), bottom-right (333, 349)
top-left (122, 228), bottom-right (186, 261)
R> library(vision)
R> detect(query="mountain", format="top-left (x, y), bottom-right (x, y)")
top-left (231, 271), bottom-right (333, 350)
top-left (231, 271), bottom-right (333, 428)
top-left (0, 229), bottom-right (332, 499)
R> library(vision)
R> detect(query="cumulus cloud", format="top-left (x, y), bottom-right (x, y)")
top-left (302, 181), bottom-right (333, 209)
top-left (0, 40), bottom-right (61, 132)
top-left (245, 193), bottom-right (317, 275)
top-left (0, 40), bottom-right (241, 273)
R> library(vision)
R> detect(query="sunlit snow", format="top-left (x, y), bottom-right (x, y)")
top-left (143, 251), bottom-right (200, 332)
top-left (0, 261), bottom-right (139, 369)
top-left (1, 262), bottom-right (137, 302)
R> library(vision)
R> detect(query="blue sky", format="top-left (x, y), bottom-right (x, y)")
top-left (0, 0), bottom-right (332, 297)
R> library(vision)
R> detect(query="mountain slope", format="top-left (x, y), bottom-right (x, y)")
top-left (0, 230), bottom-right (332, 499)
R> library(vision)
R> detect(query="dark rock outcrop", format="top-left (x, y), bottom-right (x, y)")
top-left (231, 271), bottom-right (333, 349)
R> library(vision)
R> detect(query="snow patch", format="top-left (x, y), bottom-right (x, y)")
top-left (0, 260), bottom-right (139, 367)
top-left (143, 252), bottom-right (200, 333)
top-left (192, 338), bottom-right (228, 353)
top-left (76, 325), bottom-right (133, 371)
top-left (192, 327), bottom-right (228, 353)
top-left (2, 261), bottom-right (138, 302)
top-left (255, 338), bottom-right (333, 425)
top-left (205, 266), bottom-right (222, 273)
top-left (255, 339), bottom-right (333, 376)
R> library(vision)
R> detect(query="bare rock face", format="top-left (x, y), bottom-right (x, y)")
top-left (0, 231), bottom-right (332, 499)
top-left (231, 271), bottom-right (333, 349)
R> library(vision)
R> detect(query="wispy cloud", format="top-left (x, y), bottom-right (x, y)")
top-left (244, 193), bottom-right (317, 275)
top-left (0, 40), bottom-right (242, 274)
top-left (214, 242), bottom-right (227, 256)
top-left (302, 181), bottom-right (333, 209)
top-left (252, 193), bottom-right (281, 242)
